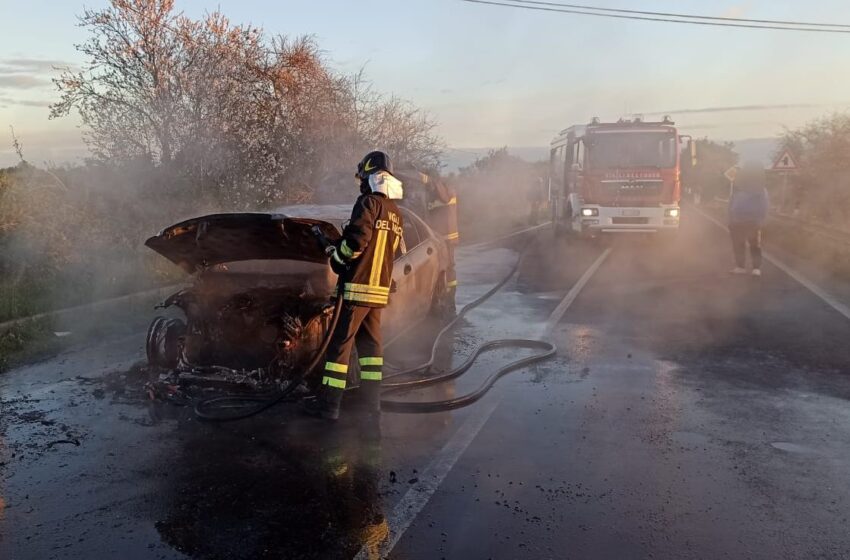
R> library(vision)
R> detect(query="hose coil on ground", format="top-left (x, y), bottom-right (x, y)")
top-left (193, 238), bottom-right (555, 420)
top-left (379, 240), bottom-right (556, 413)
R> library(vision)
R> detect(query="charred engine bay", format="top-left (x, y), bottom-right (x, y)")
top-left (148, 274), bottom-right (334, 397)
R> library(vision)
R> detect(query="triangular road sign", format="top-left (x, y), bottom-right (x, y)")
top-left (772, 149), bottom-right (798, 171)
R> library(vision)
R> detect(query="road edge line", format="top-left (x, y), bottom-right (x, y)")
top-left (359, 244), bottom-right (611, 559)
top-left (463, 222), bottom-right (551, 250)
top-left (690, 205), bottom-right (850, 322)
top-left (542, 247), bottom-right (612, 336)
top-left (355, 398), bottom-right (501, 560)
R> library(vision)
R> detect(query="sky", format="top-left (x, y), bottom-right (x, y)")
top-left (2, 0), bottom-right (850, 166)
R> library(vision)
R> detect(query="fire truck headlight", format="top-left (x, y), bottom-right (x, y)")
top-left (665, 208), bottom-right (680, 218)
top-left (581, 208), bottom-right (598, 217)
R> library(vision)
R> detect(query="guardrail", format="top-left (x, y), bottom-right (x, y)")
top-left (0, 222), bottom-right (553, 335)
top-left (707, 198), bottom-right (850, 248)
top-left (0, 283), bottom-right (183, 333)
top-left (768, 212), bottom-right (850, 248)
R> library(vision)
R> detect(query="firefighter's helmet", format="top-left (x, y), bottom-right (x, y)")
top-left (356, 151), bottom-right (393, 181)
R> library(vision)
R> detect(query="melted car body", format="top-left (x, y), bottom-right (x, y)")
top-left (144, 204), bottom-right (451, 391)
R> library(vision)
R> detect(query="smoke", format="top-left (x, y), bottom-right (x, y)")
top-left (0, 160), bottom-right (189, 328)
top-left (0, 1), bottom-right (444, 345)
top-left (450, 148), bottom-right (547, 243)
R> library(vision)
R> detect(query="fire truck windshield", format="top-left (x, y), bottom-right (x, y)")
top-left (588, 131), bottom-right (677, 169)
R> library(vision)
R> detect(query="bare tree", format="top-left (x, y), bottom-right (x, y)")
top-left (51, 0), bottom-right (443, 210)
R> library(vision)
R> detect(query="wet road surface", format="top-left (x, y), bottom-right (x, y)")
top-left (2, 211), bottom-right (850, 559)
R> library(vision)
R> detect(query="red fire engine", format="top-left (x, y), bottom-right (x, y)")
top-left (549, 116), bottom-right (694, 235)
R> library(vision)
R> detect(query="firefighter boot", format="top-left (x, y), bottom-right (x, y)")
top-left (301, 386), bottom-right (343, 421)
top-left (447, 286), bottom-right (458, 316)
top-left (347, 382), bottom-right (381, 418)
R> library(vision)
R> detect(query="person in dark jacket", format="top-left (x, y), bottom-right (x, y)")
top-left (303, 150), bottom-right (404, 421)
top-left (424, 174), bottom-right (459, 306)
top-left (728, 160), bottom-right (770, 277)
top-left (393, 167), bottom-right (459, 310)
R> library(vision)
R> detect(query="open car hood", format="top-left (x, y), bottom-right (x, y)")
top-left (145, 213), bottom-right (341, 273)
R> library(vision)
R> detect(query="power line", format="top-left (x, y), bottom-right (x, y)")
top-left (460, 0), bottom-right (850, 33)
top-left (508, 0), bottom-right (850, 29)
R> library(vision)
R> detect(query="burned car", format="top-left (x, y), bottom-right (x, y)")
top-left (144, 204), bottom-right (452, 391)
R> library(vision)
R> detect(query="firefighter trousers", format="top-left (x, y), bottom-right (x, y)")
top-left (446, 244), bottom-right (457, 291)
top-left (320, 303), bottom-right (383, 411)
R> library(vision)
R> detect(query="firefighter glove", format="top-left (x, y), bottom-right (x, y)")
top-left (328, 246), bottom-right (349, 275)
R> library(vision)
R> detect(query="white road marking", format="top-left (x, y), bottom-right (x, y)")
top-left (463, 221), bottom-right (551, 250)
top-left (542, 248), bottom-right (613, 336)
top-left (355, 398), bottom-right (501, 560)
top-left (691, 205), bottom-right (850, 322)
top-left (359, 245), bottom-right (611, 559)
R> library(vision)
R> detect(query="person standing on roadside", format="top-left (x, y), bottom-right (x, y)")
top-left (424, 174), bottom-right (460, 306)
top-left (728, 160), bottom-right (770, 277)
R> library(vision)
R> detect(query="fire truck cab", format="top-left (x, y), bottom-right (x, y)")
top-left (549, 116), bottom-right (692, 236)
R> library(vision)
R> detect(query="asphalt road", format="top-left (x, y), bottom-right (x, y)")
top-left (2, 210), bottom-right (850, 559)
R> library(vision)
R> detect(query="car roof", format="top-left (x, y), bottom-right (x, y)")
top-left (275, 203), bottom-right (422, 225)
top-left (274, 204), bottom-right (351, 225)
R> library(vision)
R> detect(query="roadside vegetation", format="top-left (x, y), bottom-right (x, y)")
top-left (0, 0), bottom-right (441, 369)
top-left (0, 319), bottom-right (62, 372)
top-left (449, 147), bottom-right (548, 243)
top-left (680, 138), bottom-right (738, 202)
top-left (778, 112), bottom-right (850, 229)
top-left (686, 113), bottom-right (850, 282)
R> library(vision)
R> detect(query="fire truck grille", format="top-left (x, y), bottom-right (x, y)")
top-left (607, 182), bottom-right (662, 194)
top-left (612, 217), bottom-right (650, 225)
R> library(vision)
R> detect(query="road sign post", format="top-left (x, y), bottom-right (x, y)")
top-left (772, 150), bottom-right (799, 213)
top-left (722, 166), bottom-right (739, 202)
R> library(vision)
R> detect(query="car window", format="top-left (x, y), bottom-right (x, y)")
top-left (401, 214), bottom-right (421, 250)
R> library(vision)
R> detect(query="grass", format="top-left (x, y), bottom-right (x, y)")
top-left (0, 318), bottom-right (65, 373)
top-left (0, 278), bottom-right (55, 324)
top-left (0, 297), bottom-right (161, 374)
top-left (0, 269), bottom-right (176, 373)
top-left (0, 257), bottom-right (183, 324)
top-left (763, 221), bottom-right (850, 281)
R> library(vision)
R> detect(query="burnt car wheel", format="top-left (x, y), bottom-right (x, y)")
top-left (146, 316), bottom-right (186, 368)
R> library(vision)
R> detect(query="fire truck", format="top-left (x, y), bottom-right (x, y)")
top-left (549, 116), bottom-right (694, 235)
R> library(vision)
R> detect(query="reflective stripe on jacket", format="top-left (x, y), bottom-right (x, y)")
top-left (426, 178), bottom-right (459, 246)
top-left (335, 193), bottom-right (403, 307)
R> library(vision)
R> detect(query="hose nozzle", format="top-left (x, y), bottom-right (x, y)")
top-left (311, 225), bottom-right (335, 256)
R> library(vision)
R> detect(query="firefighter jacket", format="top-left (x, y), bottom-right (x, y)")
top-left (333, 193), bottom-right (403, 307)
top-left (426, 177), bottom-right (459, 245)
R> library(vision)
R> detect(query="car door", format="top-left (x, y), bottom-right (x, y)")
top-left (383, 209), bottom-right (439, 335)
top-left (401, 210), bottom-right (441, 311)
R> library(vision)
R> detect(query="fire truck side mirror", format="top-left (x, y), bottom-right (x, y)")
top-left (689, 140), bottom-right (697, 167)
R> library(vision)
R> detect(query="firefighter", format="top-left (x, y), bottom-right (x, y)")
top-left (302, 150), bottom-right (404, 421)
top-left (423, 173), bottom-right (459, 304)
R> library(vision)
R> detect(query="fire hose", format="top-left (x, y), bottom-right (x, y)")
top-left (193, 232), bottom-right (556, 421)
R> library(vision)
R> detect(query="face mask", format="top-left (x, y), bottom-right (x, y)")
top-left (368, 171), bottom-right (404, 199)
